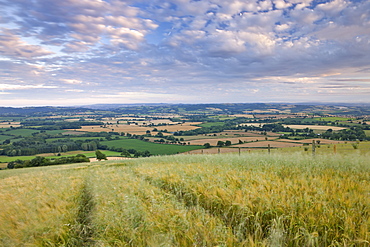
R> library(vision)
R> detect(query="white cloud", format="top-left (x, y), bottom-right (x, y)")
top-left (0, 83), bottom-right (58, 90)
top-left (0, 0), bottom-right (369, 105)
top-left (0, 29), bottom-right (54, 59)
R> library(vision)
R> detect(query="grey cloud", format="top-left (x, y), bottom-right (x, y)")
top-left (0, 29), bottom-right (54, 58)
top-left (0, 0), bottom-right (369, 105)
top-left (331, 79), bottom-right (370, 82)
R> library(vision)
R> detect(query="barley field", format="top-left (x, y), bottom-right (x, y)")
top-left (0, 153), bottom-right (369, 246)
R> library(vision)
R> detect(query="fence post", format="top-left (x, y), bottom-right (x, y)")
top-left (218, 148), bottom-right (220, 154)
top-left (268, 144), bottom-right (271, 154)
top-left (333, 144), bottom-right (337, 154)
top-left (239, 147), bottom-right (241, 156)
top-left (312, 140), bottom-right (316, 156)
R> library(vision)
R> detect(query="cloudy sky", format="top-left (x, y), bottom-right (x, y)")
top-left (0, 0), bottom-right (369, 106)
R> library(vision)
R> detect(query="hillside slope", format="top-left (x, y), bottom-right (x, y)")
top-left (0, 153), bottom-right (369, 246)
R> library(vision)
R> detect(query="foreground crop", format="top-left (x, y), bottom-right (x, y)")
top-left (0, 153), bottom-right (369, 246)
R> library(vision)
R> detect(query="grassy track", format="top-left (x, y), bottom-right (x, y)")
top-left (0, 153), bottom-right (369, 246)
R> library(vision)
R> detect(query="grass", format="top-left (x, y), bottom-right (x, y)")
top-left (314, 117), bottom-right (354, 121)
top-left (276, 141), bottom-right (370, 155)
top-left (0, 152), bottom-right (368, 246)
top-left (1, 129), bottom-right (66, 137)
top-left (45, 136), bottom-right (103, 143)
top-left (100, 138), bottom-right (203, 155)
top-left (197, 122), bottom-right (225, 128)
top-left (0, 164), bottom-right (89, 245)
top-left (0, 150), bottom-right (122, 166)
top-left (0, 135), bottom-right (14, 142)
top-left (365, 130), bottom-right (370, 137)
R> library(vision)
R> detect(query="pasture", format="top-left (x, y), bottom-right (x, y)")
top-left (0, 153), bottom-right (368, 246)
top-left (100, 138), bottom-right (203, 155)
top-left (76, 122), bottom-right (200, 135)
top-left (282, 125), bottom-right (347, 131)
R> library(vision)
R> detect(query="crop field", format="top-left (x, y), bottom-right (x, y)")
top-left (187, 136), bottom-right (275, 146)
top-left (197, 122), bottom-right (225, 128)
top-left (0, 152), bottom-right (368, 246)
top-left (0, 123), bottom-right (21, 128)
top-left (235, 141), bottom-right (301, 148)
top-left (45, 136), bottom-right (103, 143)
top-left (1, 129), bottom-right (66, 137)
top-left (150, 122), bottom-right (201, 132)
top-left (0, 150), bottom-right (122, 169)
top-left (282, 125), bottom-right (347, 131)
top-left (365, 130), bottom-right (370, 137)
top-left (277, 138), bottom-right (349, 145)
top-left (76, 122), bottom-right (200, 135)
top-left (315, 117), bottom-right (353, 121)
top-left (100, 138), bottom-right (203, 155)
top-left (0, 135), bottom-right (13, 142)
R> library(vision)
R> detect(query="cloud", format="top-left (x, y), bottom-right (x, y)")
top-left (0, 0), bottom-right (369, 105)
top-left (0, 29), bottom-right (54, 58)
top-left (0, 83), bottom-right (58, 90)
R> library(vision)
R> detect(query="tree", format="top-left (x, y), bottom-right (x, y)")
top-left (121, 149), bottom-right (131, 157)
top-left (225, 140), bottom-right (232, 146)
top-left (217, 141), bottom-right (225, 147)
top-left (95, 150), bottom-right (107, 161)
top-left (203, 143), bottom-right (211, 148)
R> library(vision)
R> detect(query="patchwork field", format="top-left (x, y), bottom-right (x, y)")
top-left (187, 136), bottom-right (275, 146)
top-left (99, 138), bottom-right (203, 155)
top-left (282, 125), bottom-right (347, 131)
top-left (277, 138), bottom-right (349, 144)
top-left (0, 122), bottom-right (21, 128)
top-left (234, 140), bottom-right (301, 148)
top-left (76, 122), bottom-right (200, 135)
top-left (0, 153), bottom-right (368, 246)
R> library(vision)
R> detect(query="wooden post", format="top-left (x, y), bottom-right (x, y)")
top-left (218, 148), bottom-right (220, 154)
top-left (312, 140), bottom-right (316, 156)
top-left (201, 149), bottom-right (204, 155)
top-left (239, 147), bottom-right (241, 156)
top-left (268, 144), bottom-right (271, 154)
top-left (333, 144), bottom-right (337, 154)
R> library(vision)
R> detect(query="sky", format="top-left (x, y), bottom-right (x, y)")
top-left (0, 0), bottom-right (369, 107)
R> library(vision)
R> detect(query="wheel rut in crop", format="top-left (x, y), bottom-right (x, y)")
top-left (73, 180), bottom-right (95, 246)
top-left (133, 172), bottom-right (253, 242)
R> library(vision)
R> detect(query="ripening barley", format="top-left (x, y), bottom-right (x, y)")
top-left (0, 165), bottom-right (88, 246)
top-left (130, 152), bottom-right (370, 246)
top-left (88, 165), bottom-right (238, 246)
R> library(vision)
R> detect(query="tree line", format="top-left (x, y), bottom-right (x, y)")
top-left (7, 154), bottom-right (90, 169)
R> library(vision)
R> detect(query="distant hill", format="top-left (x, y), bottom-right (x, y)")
top-left (0, 106), bottom-right (92, 116)
top-left (1, 103), bottom-right (369, 116)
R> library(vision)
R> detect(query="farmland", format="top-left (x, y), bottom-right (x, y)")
top-left (0, 152), bottom-right (369, 246)
top-left (0, 103), bottom-right (369, 245)
top-left (99, 138), bottom-right (203, 155)
top-left (0, 103), bottom-right (369, 166)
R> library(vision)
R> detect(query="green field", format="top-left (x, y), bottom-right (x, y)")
top-left (100, 138), bottom-right (203, 155)
top-left (197, 122), bottom-right (225, 128)
top-left (0, 150), bottom-right (122, 168)
top-left (274, 141), bottom-right (370, 155)
top-left (0, 152), bottom-right (368, 246)
top-left (314, 117), bottom-right (353, 121)
top-left (0, 135), bottom-right (13, 142)
top-left (1, 129), bottom-right (66, 137)
top-left (365, 130), bottom-right (370, 137)
top-left (45, 136), bottom-right (102, 142)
